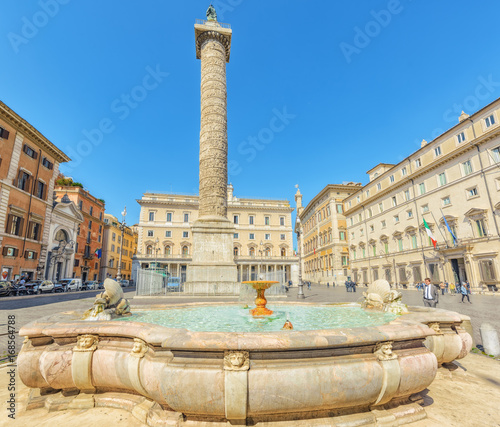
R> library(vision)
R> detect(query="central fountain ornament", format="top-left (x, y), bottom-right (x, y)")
top-left (242, 280), bottom-right (279, 316)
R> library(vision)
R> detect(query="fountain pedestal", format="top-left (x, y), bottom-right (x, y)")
top-left (242, 281), bottom-right (279, 317)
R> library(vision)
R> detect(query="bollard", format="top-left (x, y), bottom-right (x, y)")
top-left (480, 323), bottom-right (500, 357)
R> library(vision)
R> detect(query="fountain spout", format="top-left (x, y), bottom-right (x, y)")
top-left (242, 281), bottom-right (279, 317)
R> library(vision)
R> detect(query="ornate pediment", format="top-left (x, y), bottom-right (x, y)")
top-left (464, 208), bottom-right (487, 218)
top-left (404, 226), bottom-right (417, 235)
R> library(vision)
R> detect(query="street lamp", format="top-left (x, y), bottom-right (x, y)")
top-left (154, 237), bottom-right (159, 272)
top-left (116, 206), bottom-right (127, 281)
top-left (259, 240), bottom-right (264, 279)
top-left (296, 218), bottom-right (305, 299)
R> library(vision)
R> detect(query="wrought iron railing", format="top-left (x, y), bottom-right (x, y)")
top-left (195, 19), bottom-right (231, 29)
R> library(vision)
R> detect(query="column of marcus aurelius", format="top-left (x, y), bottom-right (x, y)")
top-left (185, 10), bottom-right (238, 293)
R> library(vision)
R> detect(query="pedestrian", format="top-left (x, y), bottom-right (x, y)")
top-left (345, 280), bottom-right (350, 292)
top-left (461, 282), bottom-right (472, 304)
top-left (449, 282), bottom-right (455, 295)
top-left (352, 281), bottom-right (356, 292)
top-left (440, 282), bottom-right (445, 296)
top-left (327, 282), bottom-right (329, 288)
top-left (307, 281), bottom-right (311, 290)
top-left (422, 277), bottom-right (439, 308)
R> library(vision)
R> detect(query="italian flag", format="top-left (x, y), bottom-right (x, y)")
top-left (423, 218), bottom-right (437, 248)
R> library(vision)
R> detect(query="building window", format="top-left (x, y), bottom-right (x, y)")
top-left (234, 233), bottom-right (239, 239)
top-left (16, 170), bottom-right (31, 192)
top-left (165, 245), bottom-right (171, 255)
top-left (378, 202), bottom-right (383, 213)
top-left (166, 212), bottom-right (172, 222)
top-left (78, 200), bottom-right (83, 210)
top-left (350, 218), bottom-right (353, 226)
top-left (112, 232), bottom-right (116, 241)
top-left (280, 234), bottom-right (285, 240)
top-left (265, 234), bottom-right (271, 240)
top-left (182, 246), bottom-right (189, 255)
top-left (429, 263), bottom-right (440, 282)
top-left (434, 146), bottom-right (442, 156)
top-left (280, 217), bottom-right (285, 226)
top-left (362, 248), bottom-right (366, 258)
top-left (89, 206), bottom-right (93, 216)
top-left (392, 196), bottom-right (397, 207)
top-left (336, 204), bottom-right (343, 214)
top-left (233, 215), bottom-right (239, 224)
top-left (165, 230), bottom-right (171, 237)
top-left (415, 158), bottom-right (421, 168)
top-left (491, 146), bottom-right (500, 163)
top-left (265, 216), bottom-right (270, 226)
top-left (457, 132), bottom-right (465, 143)
top-left (183, 231), bottom-right (189, 238)
top-left (111, 244), bottom-right (115, 252)
top-left (479, 260), bottom-right (497, 282)
top-left (88, 220), bottom-right (92, 230)
top-left (390, 175), bottom-right (395, 183)
top-left (442, 196), bottom-right (451, 206)
top-left (23, 144), bottom-right (37, 159)
top-left (367, 208), bottom-right (372, 218)
top-left (0, 126), bottom-right (10, 139)
top-left (146, 245), bottom-right (152, 255)
top-left (377, 183), bottom-right (381, 191)
top-left (86, 231), bottom-right (91, 244)
top-left (41, 157), bottom-right (53, 169)
top-left (249, 233), bottom-right (255, 240)
top-left (485, 114), bottom-right (496, 128)
top-left (404, 190), bottom-right (410, 201)
top-left (6, 214), bottom-right (24, 236)
top-left (467, 187), bottom-right (478, 198)
top-left (422, 204), bottom-right (429, 213)
top-left (339, 231), bottom-right (346, 240)
top-left (149, 211), bottom-right (155, 221)
top-left (394, 215), bottom-right (399, 223)
top-left (475, 219), bottom-right (487, 237)
top-left (384, 242), bottom-right (389, 254)
top-left (99, 212), bottom-right (102, 221)
top-left (234, 247), bottom-right (239, 256)
top-left (28, 222), bottom-right (41, 240)
top-left (249, 215), bottom-right (254, 225)
top-left (438, 172), bottom-right (447, 186)
top-left (398, 238), bottom-right (403, 252)
top-left (381, 220), bottom-right (386, 228)
top-left (147, 230), bottom-right (153, 237)
top-left (407, 210), bottom-right (413, 218)
top-left (99, 225), bottom-right (102, 233)
top-left (419, 182), bottom-right (426, 195)
top-left (249, 247), bottom-right (255, 256)
top-left (411, 235), bottom-right (417, 249)
top-left (401, 167), bottom-right (407, 176)
top-left (34, 180), bottom-right (45, 199)
top-left (342, 256), bottom-right (348, 266)
top-left (462, 160), bottom-right (473, 176)
top-left (281, 248), bottom-right (287, 256)
top-left (184, 213), bottom-right (189, 223)
top-left (366, 190), bottom-right (370, 197)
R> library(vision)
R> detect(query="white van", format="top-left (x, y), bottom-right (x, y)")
top-left (60, 278), bottom-right (82, 292)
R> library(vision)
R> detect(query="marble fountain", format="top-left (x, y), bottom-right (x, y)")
top-left (17, 279), bottom-right (472, 426)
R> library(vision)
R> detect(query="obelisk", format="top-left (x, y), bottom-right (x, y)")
top-left (186, 6), bottom-right (238, 293)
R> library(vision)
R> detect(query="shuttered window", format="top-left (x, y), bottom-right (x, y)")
top-left (23, 144), bottom-right (38, 159)
top-left (5, 214), bottom-right (24, 236)
top-left (0, 127), bottom-right (10, 139)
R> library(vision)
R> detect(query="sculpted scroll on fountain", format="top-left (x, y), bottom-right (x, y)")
top-left (362, 279), bottom-right (409, 315)
top-left (83, 278), bottom-right (131, 320)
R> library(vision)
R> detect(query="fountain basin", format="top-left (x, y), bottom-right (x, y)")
top-left (18, 302), bottom-right (471, 425)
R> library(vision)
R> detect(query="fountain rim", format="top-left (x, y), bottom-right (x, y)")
top-left (17, 302), bottom-right (468, 352)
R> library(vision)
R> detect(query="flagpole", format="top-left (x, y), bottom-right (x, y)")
top-left (440, 208), bottom-right (457, 246)
top-left (430, 211), bottom-right (448, 248)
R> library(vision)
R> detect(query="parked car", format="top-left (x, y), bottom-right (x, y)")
top-left (60, 278), bottom-right (82, 292)
top-left (166, 277), bottom-right (183, 292)
top-left (38, 280), bottom-right (56, 293)
top-left (0, 281), bottom-right (16, 297)
top-left (84, 281), bottom-right (99, 290)
top-left (120, 280), bottom-right (129, 287)
top-left (24, 280), bottom-right (42, 295)
top-left (53, 283), bottom-right (65, 293)
top-left (97, 282), bottom-right (104, 290)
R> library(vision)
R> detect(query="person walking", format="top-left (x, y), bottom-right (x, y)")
top-left (440, 282), bottom-right (446, 295)
top-left (422, 277), bottom-right (439, 308)
top-left (449, 282), bottom-right (455, 295)
top-left (326, 282), bottom-right (329, 288)
top-left (461, 282), bottom-right (472, 303)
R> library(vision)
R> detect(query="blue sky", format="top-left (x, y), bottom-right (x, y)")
top-left (2, 0), bottom-right (500, 228)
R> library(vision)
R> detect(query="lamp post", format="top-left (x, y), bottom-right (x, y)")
top-left (296, 218), bottom-right (305, 299)
top-left (154, 237), bottom-right (159, 272)
top-left (259, 240), bottom-right (264, 280)
top-left (116, 207), bottom-right (127, 281)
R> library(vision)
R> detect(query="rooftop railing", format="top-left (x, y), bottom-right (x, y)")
top-left (195, 19), bottom-right (231, 29)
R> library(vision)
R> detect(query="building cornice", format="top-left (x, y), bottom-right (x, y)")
top-left (0, 100), bottom-right (70, 163)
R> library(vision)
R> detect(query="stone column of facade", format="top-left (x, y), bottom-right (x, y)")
top-left (186, 17), bottom-right (237, 293)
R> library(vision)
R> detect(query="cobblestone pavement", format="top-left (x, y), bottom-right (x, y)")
top-left (1, 284), bottom-right (499, 362)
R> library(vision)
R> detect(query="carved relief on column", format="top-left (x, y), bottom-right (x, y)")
top-left (198, 32), bottom-right (229, 219)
